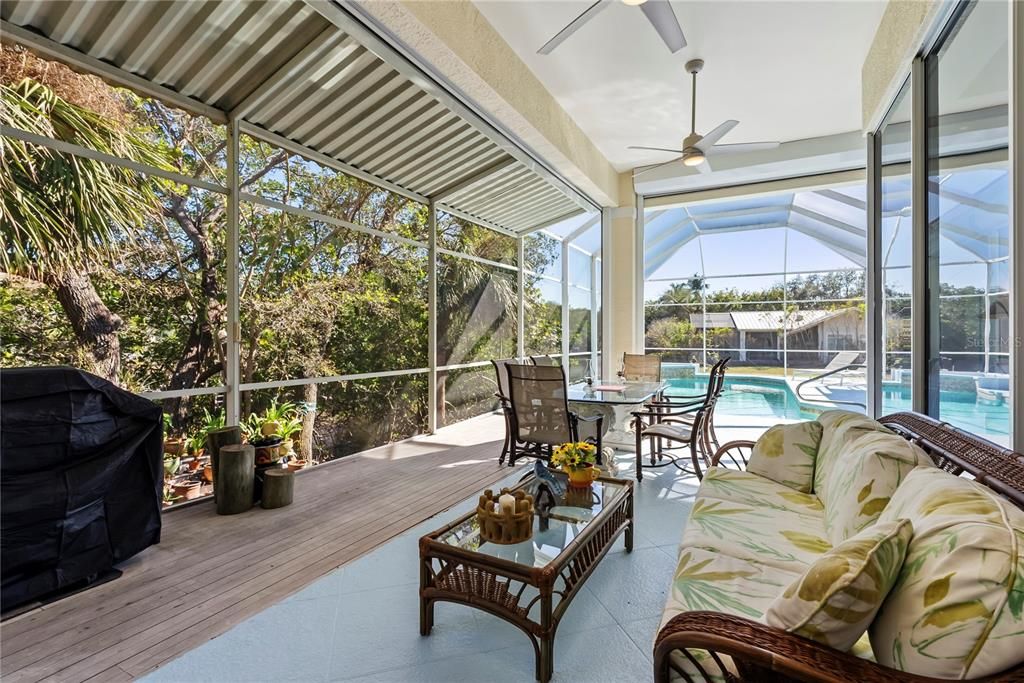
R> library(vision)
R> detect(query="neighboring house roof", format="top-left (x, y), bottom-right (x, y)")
top-left (689, 308), bottom-right (853, 333)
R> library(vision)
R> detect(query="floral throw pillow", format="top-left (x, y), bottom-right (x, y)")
top-left (747, 421), bottom-right (823, 493)
top-left (765, 518), bottom-right (913, 651)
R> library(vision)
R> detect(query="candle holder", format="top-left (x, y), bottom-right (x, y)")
top-left (477, 488), bottom-right (534, 544)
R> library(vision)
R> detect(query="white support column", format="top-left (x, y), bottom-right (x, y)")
top-left (1011, 0), bottom-right (1024, 452)
top-left (517, 237), bottom-right (525, 361)
top-left (226, 118), bottom-right (241, 426)
top-left (866, 132), bottom-right (884, 418)
top-left (984, 267), bottom-right (992, 374)
top-left (561, 238), bottom-right (570, 363)
top-left (428, 199), bottom-right (438, 434)
top-left (634, 193), bottom-right (646, 352)
top-left (911, 56), bottom-right (930, 415)
top-left (590, 252), bottom-right (599, 374)
top-left (601, 208), bottom-right (613, 379)
top-left (782, 228), bottom-right (789, 378)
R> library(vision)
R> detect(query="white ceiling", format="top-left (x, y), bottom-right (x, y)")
top-left (474, 0), bottom-right (888, 173)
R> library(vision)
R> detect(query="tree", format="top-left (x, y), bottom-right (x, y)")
top-left (1, 77), bottom-right (169, 381)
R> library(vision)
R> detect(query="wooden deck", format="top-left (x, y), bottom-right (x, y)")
top-left (1, 415), bottom-right (513, 682)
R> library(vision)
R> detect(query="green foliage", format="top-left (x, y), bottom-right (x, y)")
top-left (2, 64), bottom-right (560, 463)
top-left (0, 79), bottom-right (168, 276)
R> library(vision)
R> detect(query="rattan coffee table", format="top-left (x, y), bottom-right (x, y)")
top-left (419, 470), bottom-right (634, 682)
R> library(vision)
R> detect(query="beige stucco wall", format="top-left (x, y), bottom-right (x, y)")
top-left (359, 0), bottom-right (621, 207)
top-left (861, 0), bottom-right (943, 132)
top-left (606, 173), bottom-right (640, 372)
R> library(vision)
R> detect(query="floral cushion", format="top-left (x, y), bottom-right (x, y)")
top-left (819, 431), bottom-right (933, 545)
top-left (813, 410), bottom-right (892, 499)
top-left (682, 497), bottom-right (831, 573)
top-left (871, 466), bottom-right (1024, 679)
top-left (747, 421), bottom-right (823, 493)
top-left (699, 467), bottom-right (825, 517)
top-left (765, 519), bottom-right (913, 651)
top-left (662, 547), bottom-right (802, 682)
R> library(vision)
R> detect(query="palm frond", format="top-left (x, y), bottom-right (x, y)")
top-left (1, 79), bottom-right (172, 277)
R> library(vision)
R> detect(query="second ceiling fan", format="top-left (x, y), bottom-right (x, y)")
top-left (632, 59), bottom-right (781, 175)
top-left (538, 0), bottom-right (686, 55)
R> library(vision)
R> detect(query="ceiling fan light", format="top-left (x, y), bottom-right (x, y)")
top-left (621, 0), bottom-right (648, 6)
top-left (682, 151), bottom-right (705, 167)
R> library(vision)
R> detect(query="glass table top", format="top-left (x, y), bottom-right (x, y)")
top-left (566, 379), bottom-right (666, 405)
top-left (434, 472), bottom-right (628, 569)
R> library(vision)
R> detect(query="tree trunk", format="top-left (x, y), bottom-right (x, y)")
top-left (301, 381), bottom-right (316, 462)
top-left (46, 271), bottom-right (122, 383)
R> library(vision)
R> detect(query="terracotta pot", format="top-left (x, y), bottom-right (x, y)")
top-left (202, 465), bottom-right (214, 483)
top-left (188, 458), bottom-right (201, 471)
top-left (164, 438), bottom-right (184, 456)
top-left (172, 481), bottom-right (203, 500)
top-left (287, 460), bottom-right (307, 472)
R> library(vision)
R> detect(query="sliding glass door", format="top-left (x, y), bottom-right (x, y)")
top-left (925, 0), bottom-right (1011, 445)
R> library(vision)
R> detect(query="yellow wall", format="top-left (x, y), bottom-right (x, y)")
top-left (861, 0), bottom-right (943, 132)
top-left (361, 0), bottom-right (621, 207)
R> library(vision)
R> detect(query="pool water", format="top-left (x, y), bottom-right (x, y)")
top-left (664, 375), bottom-right (1010, 446)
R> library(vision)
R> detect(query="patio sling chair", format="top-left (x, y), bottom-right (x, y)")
top-left (652, 357), bottom-right (730, 453)
top-left (630, 358), bottom-right (729, 482)
top-left (530, 355), bottom-right (560, 366)
top-left (619, 352), bottom-right (662, 382)
top-left (490, 358), bottom-right (517, 465)
top-left (504, 363), bottom-right (603, 468)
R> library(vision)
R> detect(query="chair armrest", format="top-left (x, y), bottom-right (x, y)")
top-left (659, 392), bottom-right (706, 401)
top-left (654, 611), bottom-right (949, 683)
top-left (709, 440), bottom-right (755, 470)
top-left (646, 398), bottom-right (703, 408)
top-left (633, 404), bottom-right (701, 420)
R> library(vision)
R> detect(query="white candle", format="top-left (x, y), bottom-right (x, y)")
top-left (499, 493), bottom-right (515, 514)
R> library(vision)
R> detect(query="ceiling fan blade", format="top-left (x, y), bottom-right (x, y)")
top-left (628, 145), bottom-right (685, 154)
top-left (639, 0), bottom-right (687, 53)
top-left (538, 0), bottom-right (609, 55)
top-left (695, 158), bottom-right (713, 174)
top-left (708, 141), bottom-right (781, 155)
top-left (633, 156), bottom-right (683, 178)
top-left (695, 120), bottom-right (739, 150)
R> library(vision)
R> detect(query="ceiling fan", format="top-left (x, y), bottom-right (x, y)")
top-left (631, 59), bottom-right (781, 176)
top-left (538, 0), bottom-right (686, 55)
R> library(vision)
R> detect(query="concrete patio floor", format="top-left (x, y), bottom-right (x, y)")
top-left (143, 427), bottom-right (763, 683)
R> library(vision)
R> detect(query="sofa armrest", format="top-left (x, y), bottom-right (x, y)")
top-left (653, 611), bottom-right (960, 683)
top-left (709, 440), bottom-right (755, 470)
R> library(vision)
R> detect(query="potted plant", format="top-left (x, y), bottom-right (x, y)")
top-left (163, 454), bottom-right (181, 480)
top-left (278, 415), bottom-right (303, 460)
top-left (163, 486), bottom-right (180, 507)
top-left (551, 442), bottom-right (600, 488)
top-left (260, 399), bottom-right (298, 438)
top-left (251, 435), bottom-right (284, 465)
top-left (162, 413), bottom-right (185, 455)
top-left (185, 432), bottom-right (206, 470)
top-left (171, 478), bottom-right (203, 500)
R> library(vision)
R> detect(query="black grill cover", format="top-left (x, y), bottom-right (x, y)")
top-left (1, 367), bottom-right (162, 611)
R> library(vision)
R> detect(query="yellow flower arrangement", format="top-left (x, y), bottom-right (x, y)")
top-left (551, 441), bottom-right (598, 470)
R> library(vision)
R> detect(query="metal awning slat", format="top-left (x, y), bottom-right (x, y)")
top-left (1, 0), bottom-right (596, 236)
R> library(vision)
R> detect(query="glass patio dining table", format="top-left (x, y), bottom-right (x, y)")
top-left (566, 380), bottom-right (666, 450)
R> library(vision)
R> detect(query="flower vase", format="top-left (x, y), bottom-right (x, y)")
top-left (564, 464), bottom-right (599, 489)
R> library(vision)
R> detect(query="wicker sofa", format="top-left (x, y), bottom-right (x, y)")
top-left (654, 410), bottom-right (1024, 683)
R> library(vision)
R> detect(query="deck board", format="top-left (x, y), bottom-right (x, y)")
top-left (1, 415), bottom-right (514, 682)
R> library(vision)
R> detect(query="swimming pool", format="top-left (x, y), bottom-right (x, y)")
top-left (664, 375), bottom-right (1010, 446)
